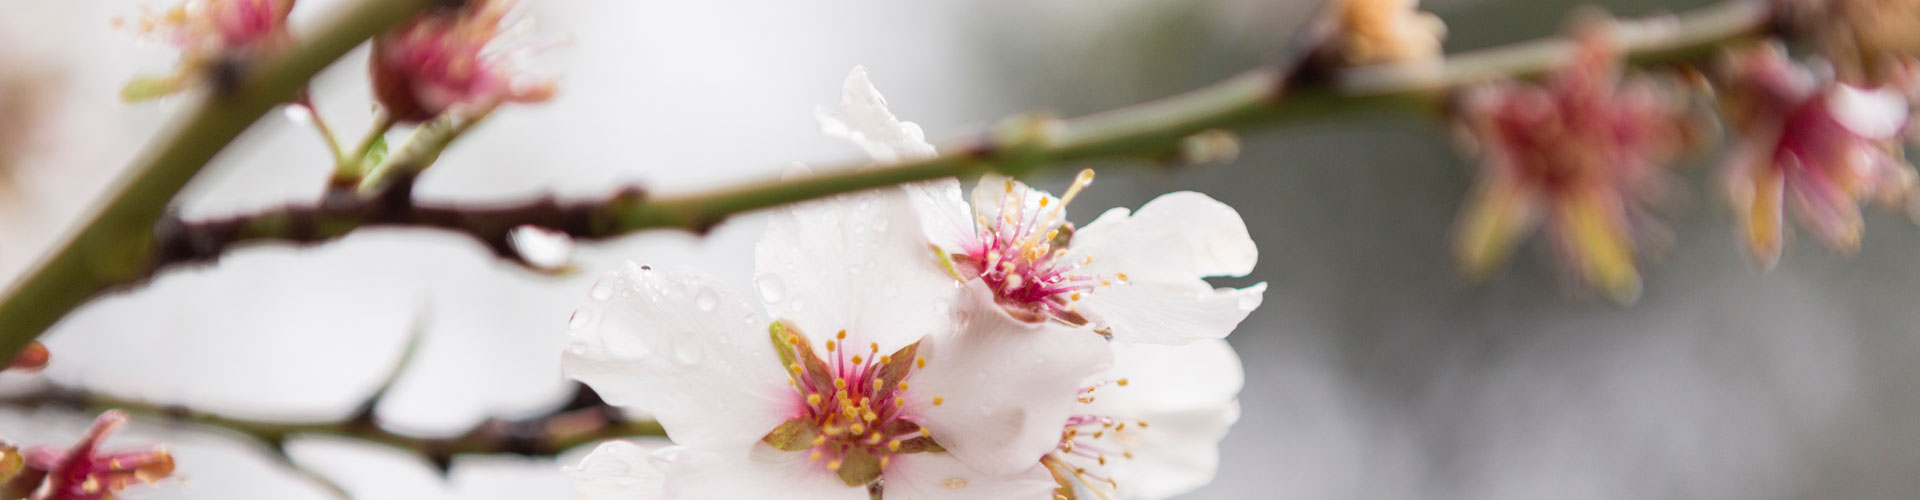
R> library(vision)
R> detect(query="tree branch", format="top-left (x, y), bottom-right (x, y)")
top-left (0, 0), bottom-right (450, 368)
top-left (0, 0), bottom-right (1778, 362)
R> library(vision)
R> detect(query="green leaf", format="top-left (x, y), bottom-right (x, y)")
top-left (762, 417), bottom-right (821, 452)
top-left (835, 448), bottom-right (882, 487)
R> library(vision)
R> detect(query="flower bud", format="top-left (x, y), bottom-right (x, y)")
top-left (4, 341), bottom-right (48, 373)
top-left (118, 0), bottom-right (296, 100)
top-left (371, 0), bottom-right (556, 123)
top-left (1328, 0), bottom-right (1447, 67)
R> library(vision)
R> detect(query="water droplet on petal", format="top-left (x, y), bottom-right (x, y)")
top-left (590, 281), bottom-right (615, 301)
top-left (756, 275), bottom-right (787, 304)
top-left (873, 218), bottom-right (890, 233)
top-left (695, 289), bottom-right (718, 312)
top-left (283, 105), bottom-right (312, 124)
top-left (509, 225), bottom-right (574, 271)
top-left (790, 298), bottom-right (807, 312)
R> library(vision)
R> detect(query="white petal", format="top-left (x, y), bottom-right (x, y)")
top-left (1081, 340), bottom-right (1244, 499)
top-left (970, 173), bottom-right (1059, 232)
top-left (881, 452), bottom-right (1058, 500)
top-left (1828, 85), bottom-right (1909, 139)
top-left (817, 66), bottom-right (937, 164)
top-left (1073, 191), bottom-right (1258, 279)
top-left (1076, 282), bottom-right (1267, 345)
top-left (904, 178), bottom-right (979, 253)
top-left (567, 441), bottom-right (682, 500)
top-left (664, 445), bottom-right (869, 500)
top-left (906, 281), bottom-right (1113, 475)
top-left (756, 183), bottom-right (963, 355)
top-left (562, 263), bottom-right (793, 450)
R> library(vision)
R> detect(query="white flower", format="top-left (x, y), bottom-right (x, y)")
top-left (815, 66), bottom-right (1266, 345)
top-left (569, 441), bottom-right (679, 500)
top-left (1046, 339), bottom-right (1245, 500)
top-left (560, 182), bottom-right (1111, 499)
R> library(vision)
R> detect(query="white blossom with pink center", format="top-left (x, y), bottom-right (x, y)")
top-left (560, 180), bottom-right (1111, 499)
top-left (1048, 339), bottom-right (1244, 499)
top-left (816, 66), bottom-right (1267, 345)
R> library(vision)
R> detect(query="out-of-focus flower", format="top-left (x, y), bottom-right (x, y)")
top-left (560, 182), bottom-right (1109, 497)
top-left (1785, 0), bottom-right (1920, 86)
top-left (4, 341), bottom-right (49, 372)
top-left (1046, 339), bottom-right (1243, 500)
top-left (817, 67), bottom-right (1265, 345)
top-left (372, 0), bottom-right (556, 123)
top-left (1720, 45), bottom-right (1913, 268)
top-left (568, 441), bottom-right (677, 500)
top-left (20, 411), bottom-right (175, 500)
top-left (1452, 34), bottom-right (1696, 303)
top-left (118, 0), bottom-right (295, 100)
top-left (1325, 0), bottom-right (1447, 67)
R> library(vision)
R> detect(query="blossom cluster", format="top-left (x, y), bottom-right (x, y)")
top-left (120, 0), bottom-right (551, 122)
top-left (561, 68), bottom-right (1265, 499)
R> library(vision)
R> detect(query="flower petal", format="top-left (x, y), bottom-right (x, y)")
top-left (905, 178), bottom-right (979, 254)
top-left (1827, 85), bottom-right (1909, 139)
top-left (562, 263), bottom-right (794, 450)
top-left (1073, 191), bottom-right (1258, 279)
top-left (815, 66), bottom-right (937, 164)
top-left (756, 180), bottom-right (963, 355)
top-left (1082, 340), bottom-right (1244, 499)
top-left (664, 445), bottom-right (868, 500)
top-left (1786, 159), bottom-right (1867, 253)
top-left (881, 452), bottom-right (1057, 500)
top-left (1075, 282), bottom-right (1267, 345)
top-left (906, 282), bottom-right (1114, 475)
top-left (971, 173), bottom-right (1058, 233)
top-left (567, 441), bottom-right (681, 500)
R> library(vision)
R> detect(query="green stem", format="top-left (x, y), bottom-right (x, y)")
top-left (0, 0), bottom-right (1777, 363)
top-left (335, 111), bottom-right (399, 183)
top-left (0, 0), bottom-right (444, 362)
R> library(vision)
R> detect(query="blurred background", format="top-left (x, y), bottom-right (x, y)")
top-left (2, 0), bottom-right (1917, 498)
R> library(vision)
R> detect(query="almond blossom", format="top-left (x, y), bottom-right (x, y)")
top-left (817, 67), bottom-right (1266, 345)
top-left (1720, 45), bottom-right (1914, 267)
top-left (560, 183), bottom-right (1110, 498)
top-left (1046, 339), bottom-right (1244, 500)
top-left (1452, 33), bottom-right (1694, 303)
top-left (371, 0), bottom-right (555, 123)
top-left (119, 0), bottom-right (295, 100)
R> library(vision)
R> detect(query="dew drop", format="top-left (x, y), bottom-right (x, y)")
top-left (873, 218), bottom-right (890, 233)
top-left (755, 275), bottom-right (787, 304)
top-left (282, 105), bottom-right (312, 124)
top-left (790, 298), bottom-right (807, 312)
top-left (590, 281), bottom-right (615, 301)
top-left (695, 289), bottom-right (718, 312)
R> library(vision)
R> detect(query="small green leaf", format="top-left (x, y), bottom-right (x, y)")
top-left (835, 448), bottom-right (882, 487)
top-left (762, 417), bottom-right (820, 452)
top-left (121, 74), bottom-right (187, 102)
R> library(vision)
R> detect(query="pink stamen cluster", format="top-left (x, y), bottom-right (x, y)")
top-left (18, 412), bottom-right (174, 500)
top-left (955, 170), bottom-right (1116, 325)
top-left (779, 329), bottom-right (937, 475)
top-left (372, 0), bottom-right (553, 123)
top-left (1045, 380), bottom-right (1146, 497)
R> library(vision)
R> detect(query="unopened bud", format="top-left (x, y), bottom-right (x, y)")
top-left (372, 0), bottom-right (556, 123)
top-left (5, 341), bottom-right (47, 373)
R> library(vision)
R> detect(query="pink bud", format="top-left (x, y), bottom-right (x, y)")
top-left (4, 341), bottom-right (48, 373)
top-left (371, 0), bottom-right (555, 123)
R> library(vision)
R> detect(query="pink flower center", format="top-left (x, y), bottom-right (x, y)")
top-left (954, 170), bottom-right (1115, 324)
top-left (777, 329), bottom-right (941, 477)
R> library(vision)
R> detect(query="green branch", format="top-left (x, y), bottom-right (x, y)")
top-left (0, 0), bottom-right (446, 362)
top-left (0, 0), bottom-right (1777, 363)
